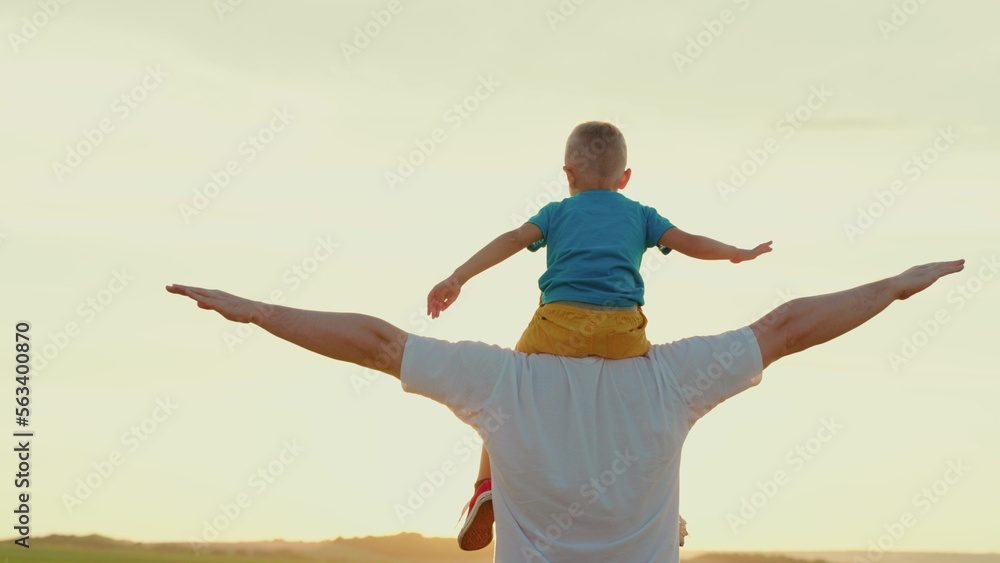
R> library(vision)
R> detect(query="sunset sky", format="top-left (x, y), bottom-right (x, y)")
top-left (2, 0), bottom-right (998, 553)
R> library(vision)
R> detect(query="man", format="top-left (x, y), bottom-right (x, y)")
top-left (167, 259), bottom-right (964, 562)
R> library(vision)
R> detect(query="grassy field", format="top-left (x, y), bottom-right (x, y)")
top-left (0, 545), bottom-right (322, 563)
top-left (0, 544), bottom-right (822, 563)
top-left (2, 538), bottom-right (994, 563)
top-left (0, 544), bottom-right (815, 563)
top-left (0, 533), bottom-right (490, 562)
top-left (0, 544), bottom-right (834, 563)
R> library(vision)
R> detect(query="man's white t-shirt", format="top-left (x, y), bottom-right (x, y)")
top-left (401, 326), bottom-right (764, 563)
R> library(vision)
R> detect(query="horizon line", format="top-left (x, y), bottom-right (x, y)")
top-left (10, 532), bottom-right (998, 555)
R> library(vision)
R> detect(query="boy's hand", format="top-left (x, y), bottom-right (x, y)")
top-left (427, 275), bottom-right (463, 319)
top-left (730, 240), bottom-right (773, 263)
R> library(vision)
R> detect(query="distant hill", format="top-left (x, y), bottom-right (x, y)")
top-left (687, 555), bottom-right (830, 563)
top-left (12, 533), bottom-right (493, 562)
top-left (682, 553), bottom-right (1000, 563)
top-left (765, 554), bottom-right (1000, 563)
top-left (2, 534), bottom-right (996, 563)
top-left (686, 555), bottom-right (829, 563)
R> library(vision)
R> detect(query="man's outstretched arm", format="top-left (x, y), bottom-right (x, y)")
top-left (750, 260), bottom-right (965, 369)
top-left (166, 285), bottom-right (407, 378)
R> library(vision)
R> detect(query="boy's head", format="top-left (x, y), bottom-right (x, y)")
top-left (563, 121), bottom-right (630, 193)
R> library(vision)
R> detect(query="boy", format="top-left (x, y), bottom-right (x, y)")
top-left (426, 121), bottom-right (772, 550)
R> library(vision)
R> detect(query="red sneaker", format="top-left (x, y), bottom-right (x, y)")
top-left (457, 479), bottom-right (494, 551)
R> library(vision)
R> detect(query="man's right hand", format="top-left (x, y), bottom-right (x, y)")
top-left (427, 276), bottom-right (463, 319)
top-left (166, 284), bottom-right (270, 324)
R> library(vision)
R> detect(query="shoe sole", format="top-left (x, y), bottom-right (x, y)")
top-left (457, 492), bottom-right (494, 551)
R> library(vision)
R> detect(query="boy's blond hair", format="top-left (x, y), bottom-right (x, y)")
top-left (564, 121), bottom-right (628, 188)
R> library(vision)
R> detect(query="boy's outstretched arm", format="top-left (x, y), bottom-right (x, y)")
top-left (428, 222), bottom-right (543, 318)
top-left (659, 227), bottom-right (772, 263)
top-left (166, 284), bottom-right (408, 378)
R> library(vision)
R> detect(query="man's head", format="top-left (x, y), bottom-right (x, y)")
top-left (563, 121), bottom-right (631, 193)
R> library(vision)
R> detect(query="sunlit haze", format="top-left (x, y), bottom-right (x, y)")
top-left (2, 0), bottom-right (998, 553)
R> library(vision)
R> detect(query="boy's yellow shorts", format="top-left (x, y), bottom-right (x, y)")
top-left (514, 302), bottom-right (651, 359)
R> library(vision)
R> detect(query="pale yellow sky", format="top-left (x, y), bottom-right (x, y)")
top-left (1, 0), bottom-right (998, 553)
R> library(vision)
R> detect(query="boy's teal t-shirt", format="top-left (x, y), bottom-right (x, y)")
top-left (526, 190), bottom-right (674, 307)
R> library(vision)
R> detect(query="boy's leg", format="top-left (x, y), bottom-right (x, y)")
top-left (477, 447), bottom-right (492, 483)
top-left (457, 436), bottom-right (495, 551)
top-left (751, 261), bottom-right (964, 369)
top-left (457, 304), bottom-right (600, 551)
top-left (457, 302), bottom-right (653, 550)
